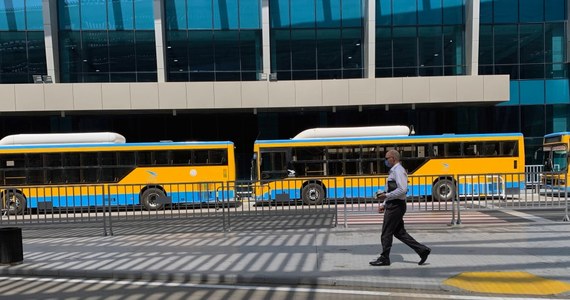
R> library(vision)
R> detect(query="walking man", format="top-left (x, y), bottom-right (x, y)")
top-left (370, 149), bottom-right (431, 266)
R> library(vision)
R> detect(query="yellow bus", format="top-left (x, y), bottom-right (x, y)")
top-left (0, 133), bottom-right (236, 214)
top-left (251, 128), bottom-right (525, 204)
top-left (540, 132), bottom-right (570, 192)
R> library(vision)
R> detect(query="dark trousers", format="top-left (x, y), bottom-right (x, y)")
top-left (380, 201), bottom-right (427, 259)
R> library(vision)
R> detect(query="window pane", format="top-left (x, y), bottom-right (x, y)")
top-left (240, 0), bottom-right (260, 29)
top-left (478, 25), bottom-right (493, 65)
top-left (520, 0), bottom-right (544, 22)
top-left (545, 0), bottom-right (566, 21)
top-left (26, 0), bottom-right (44, 30)
top-left (480, 0), bottom-right (492, 23)
top-left (545, 23), bottom-right (565, 64)
top-left (419, 27), bottom-right (442, 67)
top-left (27, 31), bottom-right (48, 75)
top-left (135, 31), bottom-right (157, 72)
top-left (342, 28), bottom-right (362, 72)
top-left (291, 0), bottom-right (315, 28)
top-left (443, 0), bottom-right (463, 24)
top-left (240, 30), bottom-right (261, 71)
top-left (376, 0), bottom-right (391, 26)
top-left (520, 64), bottom-right (545, 79)
top-left (270, 0), bottom-right (290, 28)
top-left (59, 0), bottom-right (80, 30)
top-left (520, 24), bottom-right (544, 64)
top-left (214, 0), bottom-right (238, 29)
top-left (317, 0), bottom-right (340, 28)
top-left (341, 0), bottom-right (362, 27)
top-left (0, 1), bottom-right (25, 30)
top-left (109, 31), bottom-right (135, 72)
top-left (82, 31), bottom-right (109, 73)
top-left (494, 0), bottom-right (518, 23)
top-left (393, 27), bottom-right (417, 67)
top-left (393, 0), bottom-right (417, 25)
top-left (214, 31), bottom-right (240, 71)
top-left (82, 0), bottom-right (108, 30)
top-left (167, 30), bottom-right (189, 73)
top-left (189, 30), bottom-right (214, 71)
top-left (317, 29), bottom-right (341, 69)
top-left (188, 0), bottom-right (213, 29)
top-left (494, 25), bottom-right (518, 64)
top-left (272, 29), bottom-right (291, 71)
top-left (291, 29), bottom-right (316, 70)
top-left (418, 0), bottom-right (442, 25)
top-left (376, 27), bottom-right (391, 68)
top-left (135, 0), bottom-right (154, 29)
top-left (108, 0), bottom-right (134, 30)
top-left (165, 0), bottom-right (186, 30)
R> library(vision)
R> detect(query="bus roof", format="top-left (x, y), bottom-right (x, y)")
top-left (255, 132), bottom-right (523, 145)
top-left (544, 132), bottom-right (570, 138)
top-left (0, 141), bottom-right (234, 151)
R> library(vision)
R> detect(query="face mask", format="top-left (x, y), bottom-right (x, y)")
top-left (385, 160), bottom-right (392, 168)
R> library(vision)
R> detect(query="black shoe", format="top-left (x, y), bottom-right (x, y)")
top-left (369, 257), bottom-right (390, 266)
top-left (418, 248), bottom-right (431, 265)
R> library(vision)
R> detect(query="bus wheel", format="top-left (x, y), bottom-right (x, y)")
top-left (141, 188), bottom-right (165, 210)
top-left (301, 183), bottom-right (325, 205)
top-left (3, 191), bottom-right (27, 215)
top-left (432, 179), bottom-right (455, 202)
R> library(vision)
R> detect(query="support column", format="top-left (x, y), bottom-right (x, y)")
top-left (43, 0), bottom-right (59, 83)
top-left (465, 0), bottom-right (480, 75)
top-left (261, 0), bottom-right (271, 78)
top-left (363, 0), bottom-right (375, 78)
top-left (154, 0), bottom-right (167, 82)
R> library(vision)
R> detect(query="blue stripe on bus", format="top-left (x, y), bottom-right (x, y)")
top-left (256, 181), bottom-right (526, 201)
top-left (26, 190), bottom-right (236, 208)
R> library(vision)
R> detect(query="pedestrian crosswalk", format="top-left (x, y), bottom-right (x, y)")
top-left (338, 209), bottom-right (508, 226)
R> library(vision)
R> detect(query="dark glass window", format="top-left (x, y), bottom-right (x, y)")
top-left (393, 27), bottom-right (417, 68)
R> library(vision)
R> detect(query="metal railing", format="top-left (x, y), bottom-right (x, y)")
top-left (1, 171), bottom-right (568, 235)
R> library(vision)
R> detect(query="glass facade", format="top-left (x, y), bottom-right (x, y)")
top-left (270, 0), bottom-right (364, 80)
top-left (376, 0), bottom-right (465, 77)
top-left (165, 0), bottom-right (262, 82)
top-left (0, 0), bottom-right (47, 83)
top-left (58, 0), bottom-right (157, 83)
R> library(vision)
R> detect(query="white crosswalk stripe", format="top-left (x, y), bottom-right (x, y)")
top-left (338, 209), bottom-right (507, 226)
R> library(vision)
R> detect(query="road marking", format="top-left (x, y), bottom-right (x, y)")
top-left (499, 210), bottom-right (554, 223)
top-left (0, 276), bottom-right (562, 300)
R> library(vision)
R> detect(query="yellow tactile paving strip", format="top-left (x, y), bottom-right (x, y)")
top-left (443, 271), bottom-right (570, 295)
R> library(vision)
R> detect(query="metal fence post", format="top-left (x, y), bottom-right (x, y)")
top-left (106, 184), bottom-right (114, 236)
top-left (450, 175), bottom-right (461, 226)
top-left (343, 178), bottom-right (348, 228)
top-left (101, 184), bottom-right (108, 236)
top-left (562, 172), bottom-right (570, 222)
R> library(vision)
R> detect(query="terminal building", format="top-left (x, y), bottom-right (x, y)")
top-left (0, 0), bottom-right (568, 178)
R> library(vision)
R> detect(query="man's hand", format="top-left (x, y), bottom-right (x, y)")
top-left (378, 203), bottom-right (385, 213)
top-left (376, 192), bottom-right (387, 201)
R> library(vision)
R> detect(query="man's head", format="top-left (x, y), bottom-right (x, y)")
top-left (385, 149), bottom-right (400, 168)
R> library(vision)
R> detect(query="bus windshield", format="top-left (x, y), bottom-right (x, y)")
top-left (543, 145), bottom-right (568, 172)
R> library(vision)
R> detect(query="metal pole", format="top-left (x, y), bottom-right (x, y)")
top-left (107, 184), bottom-right (114, 236)
top-left (102, 185), bottom-right (108, 236)
top-left (562, 172), bottom-right (570, 222)
top-left (343, 178), bottom-right (348, 228)
top-left (455, 177), bottom-right (462, 225)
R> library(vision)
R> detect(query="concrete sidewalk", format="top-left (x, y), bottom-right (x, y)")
top-left (1, 221), bottom-right (570, 297)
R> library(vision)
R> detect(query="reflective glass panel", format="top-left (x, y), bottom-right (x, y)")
top-left (59, 0), bottom-right (80, 30)
top-left (189, 30), bottom-right (214, 71)
top-left (240, 30), bottom-right (261, 70)
top-left (189, 0), bottom-right (213, 29)
top-left (494, 0), bottom-right (518, 23)
top-left (393, 0), bottom-right (417, 25)
top-left (520, 0), bottom-right (544, 22)
top-left (442, 0), bottom-right (463, 24)
top-left (214, 0), bottom-right (238, 29)
top-left (520, 24), bottom-right (544, 64)
top-left (291, 29), bottom-right (316, 70)
top-left (376, 0), bottom-right (391, 25)
top-left (317, 0), bottom-right (341, 28)
top-left (342, 28), bottom-right (362, 71)
top-left (419, 27), bottom-right (442, 66)
top-left (270, 0), bottom-right (290, 28)
top-left (545, 0), bottom-right (566, 21)
top-left (240, 0), bottom-right (260, 29)
top-left (215, 31), bottom-right (240, 71)
top-left (494, 25), bottom-right (518, 64)
top-left (165, 0), bottom-right (186, 30)
top-left (291, 0), bottom-right (315, 28)
top-left (392, 27), bottom-right (417, 67)
top-left (135, 0), bottom-right (154, 29)
top-left (108, 0), bottom-right (134, 30)
top-left (545, 23), bottom-right (565, 64)
top-left (480, 0), bottom-right (492, 23)
top-left (317, 29), bottom-right (341, 69)
top-left (418, 0), bottom-right (442, 25)
top-left (135, 31), bottom-right (157, 72)
top-left (376, 27), bottom-right (392, 68)
top-left (478, 25), bottom-right (493, 65)
top-left (26, 0), bottom-right (44, 30)
top-left (0, 0), bottom-right (25, 30)
top-left (81, 0), bottom-right (108, 30)
top-left (109, 31), bottom-right (135, 72)
top-left (341, 0), bottom-right (362, 27)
